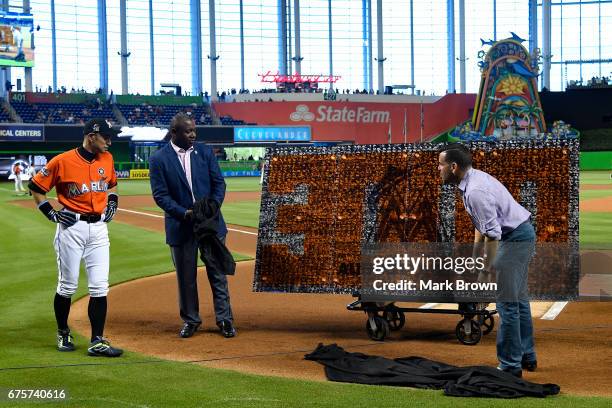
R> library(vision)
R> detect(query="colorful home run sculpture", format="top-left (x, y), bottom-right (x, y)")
top-left (473, 34), bottom-right (546, 138)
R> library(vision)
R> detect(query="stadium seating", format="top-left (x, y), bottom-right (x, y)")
top-left (219, 115), bottom-right (246, 126)
top-left (11, 101), bottom-right (115, 124)
top-left (117, 103), bottom-right (212, 126)
top-left (0, 106), bottom-right (12, 123)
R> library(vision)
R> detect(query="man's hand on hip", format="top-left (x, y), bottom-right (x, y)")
top-left (38, 201), bottom-right (77, 228)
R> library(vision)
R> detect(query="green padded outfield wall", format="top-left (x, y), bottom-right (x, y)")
top-left (580, 151), bottom-right (612, 170)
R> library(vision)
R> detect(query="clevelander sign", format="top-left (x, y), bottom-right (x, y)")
top-left (0, 124), bottom-right (44, 142)
top-left (234, 126), bottom-right (311, 142)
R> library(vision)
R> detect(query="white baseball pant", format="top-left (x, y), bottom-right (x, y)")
top-left (53, 219), bottom-right (110, 298)
top-left (14, 175), bottom-right (24, 192)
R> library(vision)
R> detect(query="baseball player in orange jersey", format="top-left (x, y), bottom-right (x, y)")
top-left (28, 119), bottom-right (123, 357)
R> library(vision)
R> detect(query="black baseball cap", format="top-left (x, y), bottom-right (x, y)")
top-left (84, 118), bottom-right (121, 139)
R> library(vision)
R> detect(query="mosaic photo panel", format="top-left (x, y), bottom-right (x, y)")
top-left (254, 139), bottom-right (579, 300)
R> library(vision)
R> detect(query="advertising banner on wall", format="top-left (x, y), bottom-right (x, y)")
top-left (234, 126), bottom-right (311, 142)
top-left (214, 94), bottom-right (476, 143)
top-left (0, 124), bottom-right (44, 142)
top-left (223, 170), bottom-right (261, 177)
top-left (24, 92), bottom-right (94, 104)
top-left (115, 170), bottom-right (130, 179)
top-left (129, 169), bottom-right (150, 179)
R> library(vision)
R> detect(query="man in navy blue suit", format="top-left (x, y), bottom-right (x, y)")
top-left (149, 112), bottom-right (236, 338)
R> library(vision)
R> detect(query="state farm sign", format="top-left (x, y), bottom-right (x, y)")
top-left (212, 94), bottom-right (477, 143)
top-left (290, 104), bottom-right (390, 124)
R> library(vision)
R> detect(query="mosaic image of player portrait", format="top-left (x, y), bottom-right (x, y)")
top-left (254, 139), bottom-right (579, 300)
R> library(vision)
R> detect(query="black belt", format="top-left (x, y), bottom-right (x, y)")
top-left (79, 213), bottom-right (102, 223)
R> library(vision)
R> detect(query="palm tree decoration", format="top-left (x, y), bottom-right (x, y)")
top-left (491, 109), bottom-right (507, 137)
top-left (520, 103), bottom-right (543, 136)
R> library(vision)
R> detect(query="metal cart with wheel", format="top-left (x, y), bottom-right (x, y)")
top-left (347, 295), bottom-right (497, 345)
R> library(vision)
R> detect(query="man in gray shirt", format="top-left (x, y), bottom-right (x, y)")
top-left (438, 143), bottom-right (537, 378)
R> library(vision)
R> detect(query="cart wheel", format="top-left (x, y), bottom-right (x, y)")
top-left (366, 316), bottom-right (390, 341)
top-left (383, 307), bottom-right (406, 331)
top-left (478, 314), bottom-right (494, 335)
top-left (456, 318), bottom-right (482, 345)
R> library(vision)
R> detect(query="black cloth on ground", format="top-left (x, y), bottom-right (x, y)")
top-left (304, 344), bottom-right (560, 399)
top-left (192, 198), bottom-right (235, 276)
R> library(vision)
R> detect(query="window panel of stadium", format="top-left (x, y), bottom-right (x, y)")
top-left (11, 1), bottom-right (612, 95)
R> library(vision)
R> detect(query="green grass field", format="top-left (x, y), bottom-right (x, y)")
top-left (127, 176), bottom-right (262, 228)
top-left (141, 200), bottom-right (261, 229)
top-left (580, 190), bottom-right (612, 200)
top-left (0, 176), bottom-right (610, 407)
top-left (580, 212), bottom-right (612, 249)
top-left (580, 170), bottom-right (612, 185)
top-left (580, 171), bottom-right (612, 249)
top-left (113, 177), bottom-right (262, 196)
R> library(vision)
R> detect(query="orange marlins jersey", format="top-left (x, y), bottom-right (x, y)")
top-left (31, 149), bottom-right (117, 215)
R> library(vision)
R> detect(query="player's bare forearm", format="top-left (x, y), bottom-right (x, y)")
top-left (483, 236), bottom-right (499, 271)
top-left (31, 190), bottom-right (48, 206)
top-left (107, 186), bottom-right (117, 195)
top-left (471, 228), bottom-right (485, 261)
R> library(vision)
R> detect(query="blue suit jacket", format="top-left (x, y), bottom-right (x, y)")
top-left (149, 142), bottom-right (227, 245)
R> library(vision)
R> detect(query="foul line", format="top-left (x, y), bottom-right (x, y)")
top-left (540, 301), bottom-right (568, 320)
top-left (227, 227), bottom-right (258, 236)
top-left (419, 303), bottom-right (439, 309)
top-left (419, 301), bottom-right (569, 320)
top-left (118, 208), bottom-right (163, 218)
top-left (117, 208), bottom-right (258, 236)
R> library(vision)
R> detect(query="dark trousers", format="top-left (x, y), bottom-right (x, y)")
top-left (170, 234), bottom-right (232, 325)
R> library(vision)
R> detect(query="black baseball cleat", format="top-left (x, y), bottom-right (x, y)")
top-left (217, 320), bottom-right (236, 338)
top-left (522, 358), bottom-right (538, 372)
top-left (87, 336), bottom-right (123, 357)
top-left (179, 323), bottom-right (201, 338)
top-left (57, 329), bottom-right (75, 352)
